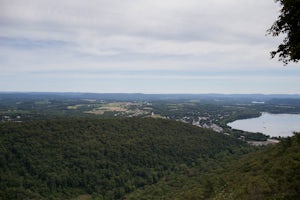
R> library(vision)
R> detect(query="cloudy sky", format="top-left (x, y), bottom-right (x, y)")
top-left (0, 0), bottom-right (299, 94)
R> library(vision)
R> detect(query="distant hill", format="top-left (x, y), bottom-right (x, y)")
top-left (267, 98), bottom-right (300, 106)
top-left (0, 118), bottom-right (248, 200)
top-left (1, 92), bottom-right (300, 101)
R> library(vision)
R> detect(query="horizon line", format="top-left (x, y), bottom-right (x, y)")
top-left (1, 91), bottom-right (300, 96)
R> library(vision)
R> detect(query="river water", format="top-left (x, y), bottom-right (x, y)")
top-left (227, 113), bottom-right (300, 137)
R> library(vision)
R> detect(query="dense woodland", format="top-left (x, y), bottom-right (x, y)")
top-left (1, 117), bottom-right (299, 199)
top-left (127, 133), bottom-right (300, 200)
top-left (0, 118), bottom-right (250, 199)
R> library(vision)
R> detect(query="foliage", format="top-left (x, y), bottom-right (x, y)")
top-left (212, 133), bottom-right (300, 200)
top-left (125, 147), bottom-right (254, 200)
top-left (0, 118), bottom-right (248, 199)
top-left (1, 116), bottom-right (299, 200)
top-left (268, 0), bottom-right (300, 64)
top-left (127, 133), bottom-right (300, 200)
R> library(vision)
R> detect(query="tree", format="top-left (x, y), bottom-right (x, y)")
top-left (267, 0), bottom-right (300, 65)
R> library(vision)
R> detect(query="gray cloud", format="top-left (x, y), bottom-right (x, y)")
top-left (2, 0), bottom-right (299, 92)
top-left (1, 0), bottom-right (278, 41)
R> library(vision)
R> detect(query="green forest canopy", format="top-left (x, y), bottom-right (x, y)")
top-left (0, 118), bottom-right (248, 199)
top-left (1, 118), bottom-right (299, 199)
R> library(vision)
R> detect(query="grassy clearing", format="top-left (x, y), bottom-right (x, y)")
top-left (85, 102), bottom-right (151, 116)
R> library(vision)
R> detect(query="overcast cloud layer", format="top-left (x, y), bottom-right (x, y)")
top-left (0, 0), bottom-right (299, 93)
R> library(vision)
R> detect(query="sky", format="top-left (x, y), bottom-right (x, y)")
top-left (0, 0), bottom-right (299, 94)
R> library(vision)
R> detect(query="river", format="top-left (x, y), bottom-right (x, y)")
top-left (227, 112), bottom-right (300, 137)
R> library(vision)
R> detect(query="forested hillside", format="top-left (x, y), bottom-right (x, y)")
top-left (127, 133), bottom-right (300, 200)
top-left (212, 133), bottom-right (300, 200)
top-left (0, 118), bottom-right (249, 199)
top-left (1, 118), bottom-right (298, 200)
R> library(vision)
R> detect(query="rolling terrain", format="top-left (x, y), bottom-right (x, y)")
top-left (0, 93), bottom-right (299, 199)
top-left (0, 118), bottom-right (249, 199)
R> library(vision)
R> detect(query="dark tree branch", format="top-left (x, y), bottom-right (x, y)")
top-left (267, 0), bottom-right (300, 65)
